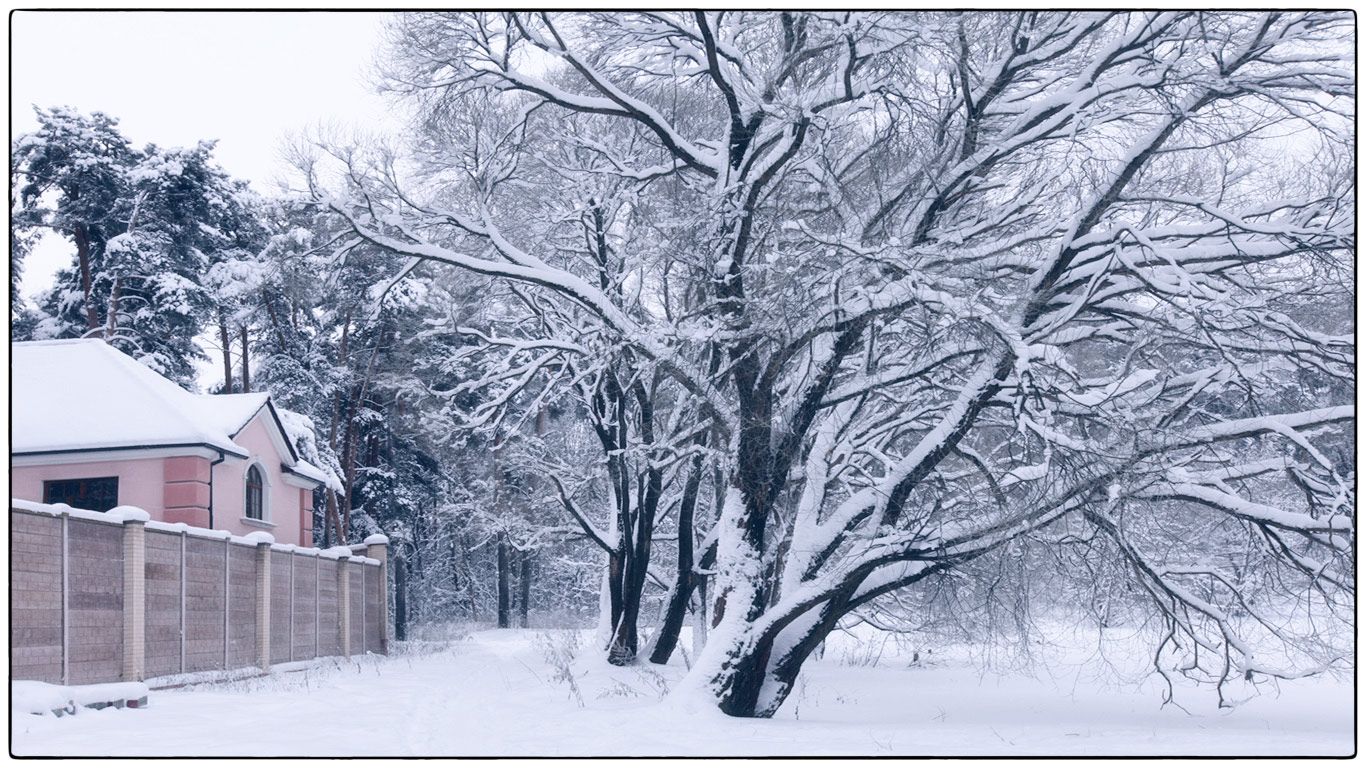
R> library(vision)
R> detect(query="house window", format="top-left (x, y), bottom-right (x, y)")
top-left (245, 465), bottom-right (265, 520)
top-left (43, 477), bottom-right (119, 512)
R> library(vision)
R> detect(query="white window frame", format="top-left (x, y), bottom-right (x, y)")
top-left (243, 460), bottom-right (274, 527)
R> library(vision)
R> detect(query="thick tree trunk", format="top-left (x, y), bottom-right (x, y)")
top-left (336, 328), bottom-right (385, 547)
top-left (610, 378), bottom-right (664, 664)
top-left (685, 607), bottom-right (820, 718)
top-left (606, 497), bottom-right (657, 665)
top-left (648, 564), bottom-right (693, 665)
top-left (675, 488), bottom-right (787, 718)
top-left (604, 549), bottom-right (631, 662)
top-left (710, 602), bottom-right (774, 716)
top-left (719, 599), bottom-right (851, 717)
top-left (608, 591), bottom-right (641, 665)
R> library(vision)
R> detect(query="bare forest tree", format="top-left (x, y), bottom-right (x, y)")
top-left (314, 11), bottom-right (1353, 717)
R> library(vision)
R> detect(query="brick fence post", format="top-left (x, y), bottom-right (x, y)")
top-left (115, 508), bottom-right (150, 682)
top-left (253, 536), bottom-right (273, 672)
top-left (364, 534), bottom-right (390, 655)
top-left (62, 512), bottom-right (70, 685)
top-left (337, 556), bottom-right (351, 660)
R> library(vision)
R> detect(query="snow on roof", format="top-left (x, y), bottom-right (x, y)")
top-left (288, 459), bottom-right (338, 489)
top-left (194, 392), bottom-right (271, 439)
top-left (11, 340), bottom-right (313, 487)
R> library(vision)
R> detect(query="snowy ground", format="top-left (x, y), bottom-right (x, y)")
top-left (11, 626), bottom-right (1353, 757)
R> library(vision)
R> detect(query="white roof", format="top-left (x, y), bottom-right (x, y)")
top-left (11, 341), bottom-right (315, 484)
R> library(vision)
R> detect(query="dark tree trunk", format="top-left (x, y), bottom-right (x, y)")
top-left (75, 224), bottom-right (100, 332)
top-left (521, 405), bottom-right (544, 631)
top-left (695, 571), bottom-right (708, 648)
top-left (608, 588), bottom-right (640, 665)
top-left (497, 537), bottom-right (511, 629)
top-left (261, 288), bottom-right (290, 351)
top-left (649, 451), bottom-right (704, 664)
top-left (323, 489), bottom-right (344, 546)
top-left (648, 556), bottom-right (693, 665)
top-left (605, 385), bottom-right (664, 665)
top-left (394, 547), bottom-right (408, 641)
top-left (340, 413), bottom-right (356, 541)
top-left (715, 596), bottom-right (852, 717)
top-left (605, 549), bottom-right (630, 661)
top-left (106, 277), bottom-right (122, 337)
top-left (218, 314), bottom-right (234, 393)
top-left (518, 549), bottom-right (533, 628)
top-left (239, 325), bottom-right (251, 392)
top-left (460, 533), bottom-right (478, 621)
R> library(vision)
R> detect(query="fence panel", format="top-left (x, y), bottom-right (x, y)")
top-left (227, 544), bottom-right (258, 667)
top-left (143, 530), bottom-right (183, 677)
top-left (349, 566), bottom-right (364, 654)
top-left (11, 512), bottom-right (65, 683)
top-left (183, 537), bottom-right (227, 673)
top-left (269, 551), bottom-right (291, 662)
top-left (291, 554), bottom-right (317, 662)
top-left (364, 564), bottom-right (382, 653)
top-left (317, 559), bottom-right (342, 657)
top-left (65, 519), bottom-right (124, 684)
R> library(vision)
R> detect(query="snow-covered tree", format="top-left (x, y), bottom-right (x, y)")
top-left (12, 108), bottom-right (264, 386)
top-left (13, 108), bottom-right (132, 336)
top-left (323, 11), bottom-right (1352, 717)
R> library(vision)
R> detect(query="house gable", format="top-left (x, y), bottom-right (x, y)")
top-left (210, 409), bottom-right (297, 540)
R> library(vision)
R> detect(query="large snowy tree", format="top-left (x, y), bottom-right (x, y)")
top-left (322, 11), bottom-right (1353, 717)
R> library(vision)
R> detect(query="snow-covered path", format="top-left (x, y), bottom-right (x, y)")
top-left (11, 628), bottom-right (1353, 757)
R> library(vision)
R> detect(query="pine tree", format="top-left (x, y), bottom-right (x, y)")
top-left (13, 107), bottom-right (261, 387)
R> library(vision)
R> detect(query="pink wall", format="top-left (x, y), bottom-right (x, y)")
top-left (163, 455), bottom-right (212, 528)
top-left (210, 416), bottom-right (308, 546)
top-left (12, 415), bottom-right (315, 547)
top-left (13, 458), bottom-right (166, 514)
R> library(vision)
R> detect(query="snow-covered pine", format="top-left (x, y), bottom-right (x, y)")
top-left (12, 109), bottom-right (265, 388)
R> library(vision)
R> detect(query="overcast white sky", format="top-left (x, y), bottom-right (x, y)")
top-left (12, 10), bottom-right (400, 299)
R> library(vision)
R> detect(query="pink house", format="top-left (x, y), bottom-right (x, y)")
top-left (11, 339), bottom-right (331, 547)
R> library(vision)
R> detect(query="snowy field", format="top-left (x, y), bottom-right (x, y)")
top-left (11, 627), bottom-right (1353, 757)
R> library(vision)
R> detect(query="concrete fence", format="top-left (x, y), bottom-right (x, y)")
top-left (11, 500), bottom-right (388, 686)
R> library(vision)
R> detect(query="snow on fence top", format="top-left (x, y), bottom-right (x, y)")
top-left (10, 499), bottom-right (380, 564)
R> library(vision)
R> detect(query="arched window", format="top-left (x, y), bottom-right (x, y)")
top-left (245, 465), bottom-right (265, 520)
